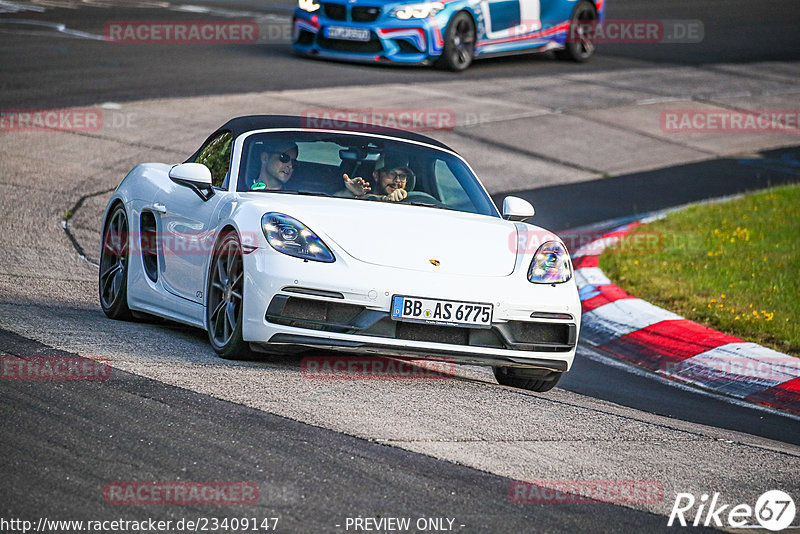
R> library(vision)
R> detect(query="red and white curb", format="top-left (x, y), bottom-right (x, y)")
top-left (572, 220), bottom-right (800, 415)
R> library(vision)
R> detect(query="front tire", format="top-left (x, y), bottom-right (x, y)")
top-left (493, 366), bottom-right (562, 392)
top-left (555, 0), bottom-right (598, 62)
top-left (436, 12), bottom-right (476, 71)
top-left (99, 204), bottom-right (133, 320)
top-left (207, 231), bottom-right (253, 360)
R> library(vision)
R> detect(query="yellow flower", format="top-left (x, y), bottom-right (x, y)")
top-left (720, 294), bottom-right (726, 299)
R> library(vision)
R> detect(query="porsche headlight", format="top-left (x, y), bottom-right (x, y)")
top-left (298, 0), bottom-right (320, 12)
top-left (391, 1), bottom-right (444, 19)
top-left (262, 213), bottom-right (335, 263)
top-left (528, 241), bottom-right (572, 284)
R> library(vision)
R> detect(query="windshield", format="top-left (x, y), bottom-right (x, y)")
top-left (237, 130), bottom-right (499, 217)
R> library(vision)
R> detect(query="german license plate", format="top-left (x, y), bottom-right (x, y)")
top-left (324, 26), bottom-right (371, 41)
top-left (391, 296), bottom-right (493, 329)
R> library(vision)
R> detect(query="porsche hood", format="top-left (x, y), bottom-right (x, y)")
top-left (255, 195), bottom-right (521, 277)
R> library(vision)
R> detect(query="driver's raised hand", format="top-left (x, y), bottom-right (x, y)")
top-left (382, 189), bottom-right (408, 202)
top-left (343, 173), bottom-right (371, 196)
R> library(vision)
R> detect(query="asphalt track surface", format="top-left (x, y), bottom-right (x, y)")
top-left (0, 0), bottom-right (799, 108)
top-left (0, 328), bottom-right (702, 532)
top-left (2, 0), bottom-right (800, 532)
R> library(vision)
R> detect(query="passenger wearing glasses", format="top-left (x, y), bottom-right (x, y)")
top-left (340, 153), bottom-right (413, 202)
top-left (253, 141), bottom-right (298, 190)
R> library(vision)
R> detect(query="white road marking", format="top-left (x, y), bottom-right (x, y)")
top-left (0, 0), bottom-right (44, 13)
top-left (677, 343), bottom-right (800, 396)
top-left (579, 344), bottom-right (800, 422)
top-left (0, 18), bottom-right (105, 40)
top-left (581, 299), bottom-right (683, 346)
top-left (574, 266), bottom-right (611, 287)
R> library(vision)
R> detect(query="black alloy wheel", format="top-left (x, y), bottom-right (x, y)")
top-left (99, 204), bottom-right (133, 320)
top-left (556, 0), bottom-right (598, 62)
top-left (437, 12), bottom-right (476, 71)
top-left (207, 232), bottom-right (253, 360)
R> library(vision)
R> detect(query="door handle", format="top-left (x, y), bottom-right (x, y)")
top-left (151, 203), bottom-right (167, 214)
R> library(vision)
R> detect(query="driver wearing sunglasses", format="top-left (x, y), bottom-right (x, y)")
top-left (339, 152), bottom-right (413, 202)
top-left (257, 142), bottom-right (298, 190)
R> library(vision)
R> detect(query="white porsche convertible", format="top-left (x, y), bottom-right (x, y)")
top-left (100, 116), bottom-right (580, 391)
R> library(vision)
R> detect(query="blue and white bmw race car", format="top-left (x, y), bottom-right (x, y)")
top-left (100, 116), bottom-right (580, 391)
top-left (293, 0), bottom-right (603, 70)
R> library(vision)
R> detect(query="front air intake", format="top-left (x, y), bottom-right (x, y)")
top-left (322, 3), bottom-right (347, 20)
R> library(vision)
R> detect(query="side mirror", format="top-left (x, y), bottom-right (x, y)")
top-left (502, 196), bottom-right (535, 221)
top-left (169, 163), bottom-right (214, 201)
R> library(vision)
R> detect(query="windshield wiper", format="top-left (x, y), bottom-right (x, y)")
top-left (403, 201), bottom-right (449, 210)
top-left (261, 190), bottom-right (331, 197)
top-left (298, 191), bottom-right (331, 197)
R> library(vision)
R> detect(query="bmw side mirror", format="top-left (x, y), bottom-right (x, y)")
top-left (502, 196), bottom-right (535, 221)
top-left (169, 163), bottom-right (214, 201)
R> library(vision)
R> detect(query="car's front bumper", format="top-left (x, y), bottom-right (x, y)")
top-left (241, 246), bottom-right (581, 371)
top-left (292, 10), bottom-right (445, 65)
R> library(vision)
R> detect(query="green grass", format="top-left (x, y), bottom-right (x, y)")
top-left (600, 184), bottom-right (800, 357)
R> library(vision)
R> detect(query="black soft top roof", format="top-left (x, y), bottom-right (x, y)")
top-left (188, 114), bottom-right (453, 162)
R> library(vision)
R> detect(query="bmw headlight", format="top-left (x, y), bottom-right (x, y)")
top-left (528, 241), bottom-right (572, 284)
top-left (391, 1), bottom-right (444, 19)
top-left (261, 213), bottom-right (335, 263)
top-left (298, 0), bottom-right (320, 12)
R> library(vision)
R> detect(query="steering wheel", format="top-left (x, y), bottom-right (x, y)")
top-left (401, 191), bottom-right (446, 208)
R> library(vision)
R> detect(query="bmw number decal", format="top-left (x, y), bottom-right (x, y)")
top-left (325, 26), bottom-right (371, 41)
top-left (391, 295), bottom-right (493, 329)
top-left (480, 0), bottom-right (541, 40)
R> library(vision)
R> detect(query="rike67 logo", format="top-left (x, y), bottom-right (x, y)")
top-left (668, 490), bottom-right (796, 531)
